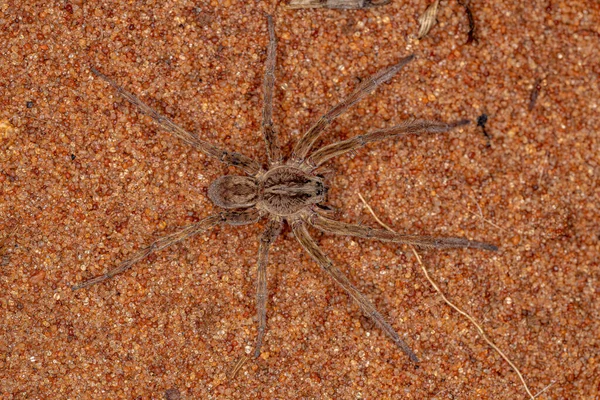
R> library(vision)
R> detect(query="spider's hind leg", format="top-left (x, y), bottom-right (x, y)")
top-left (308, 212), bottom-right (498, 251)
top-left (291, 218), bottom-right (420, 363)
top-left (254, 217), bottom-right (283, 357)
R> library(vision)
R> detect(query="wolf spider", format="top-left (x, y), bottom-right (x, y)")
top-left (74, 16), bottom-right (497, 363)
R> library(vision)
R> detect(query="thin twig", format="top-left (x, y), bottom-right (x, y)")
top-left (464, 193), bottom-right (508, 233)
top-left (357, 193), bottom-right (394, 231)
top-left (533, 381), bottom-right (556, 398)
top-left (357, 193), bottom-right (536, 399)
top-left (409, 247), bottom-right (535, 399)
top-left (229, 354), bottom-right (250, 380)
top-left (464, 208), bottom-right (507, 233)
top-left (468, 192), bottom-right (486, 231)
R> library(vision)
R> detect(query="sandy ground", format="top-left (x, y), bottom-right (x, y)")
top-left (1, 0), bottom-right (598, 398)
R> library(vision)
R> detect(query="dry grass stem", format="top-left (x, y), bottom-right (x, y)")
top-left (418, 0), bottom-right (441, 39)
top-left (229, 355), bottom-right (250, 380)
top-left (465, 193), bottom-right (508, 233)
top-left (464, 207), bottom-right (508, 232)
top-left (357, 193), bottom-right (394, 231)
top-left (409, 247), bottom-right (535, 399)
top-left (287, 0), bottom-right (390, 9)
top-left (533, 381), bottom-right (556, 398)
top-left (357, 193), bottom-right (537, 399)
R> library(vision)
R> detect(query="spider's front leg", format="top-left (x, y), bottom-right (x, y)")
top-left (90, 68), bottom-right (262, 176)
top-left (291, 55), bottom-right (415, 164)
top-left (291, 218), bottom-right (420, 363)
top-left (306, 119), bottom-right (470, 170)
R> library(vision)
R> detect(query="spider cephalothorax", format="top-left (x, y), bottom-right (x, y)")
top-left (75, 16), bottom-right (497, 364)
top-left (259, 166), bottom-right (327, 216)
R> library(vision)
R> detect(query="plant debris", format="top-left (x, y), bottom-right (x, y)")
top-left (357, 194), bottom-right (546, 400)
top-left (417, 0), bottom-right (441, 39)
top-left (476, 113), bottom-right (490, 146)
top-left (529, 78), bottom-right (543, 111)
top-left (458, 0), bottom-right (477, 44)
top-left (287, 0), bottom-right (390, 9)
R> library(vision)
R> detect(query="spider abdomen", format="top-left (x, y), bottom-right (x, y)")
top-left (259, 166), bottom-right (326, 216)
top-left (207, 175), bottom-right (259, 209)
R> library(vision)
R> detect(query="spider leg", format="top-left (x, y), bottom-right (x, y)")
top-left (254, 217), bottom-right (283, 357)
top-left (261, 16), bottom-right (283, 166)
top-left (90, 68), bottom-right (262, 176)
top-left (291, 218), bottom-right (419, 363)
top-left (73, 209), bottom-right (263, 290)
top-left (291, 55), bottom-right (415, 164)
top-left (306, 119), bottom-right (470, 169)
top-left (308, 212), bottom-right (498, 251)
top-left (362, 0), bottom-right (392, 7)
top-left (287, 0), bottom-right (391, 9)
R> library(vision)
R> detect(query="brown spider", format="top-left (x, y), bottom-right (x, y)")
top-left (74, 16), bottom-right (497, 363)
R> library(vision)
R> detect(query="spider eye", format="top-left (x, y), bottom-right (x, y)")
top-left (208, 175), bottom-right (259, 209)
top-left (316, 182), bottom-right (325, 196)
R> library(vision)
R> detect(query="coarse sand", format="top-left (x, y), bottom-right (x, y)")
top-left (1, 1), bottom-right (598, 398)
